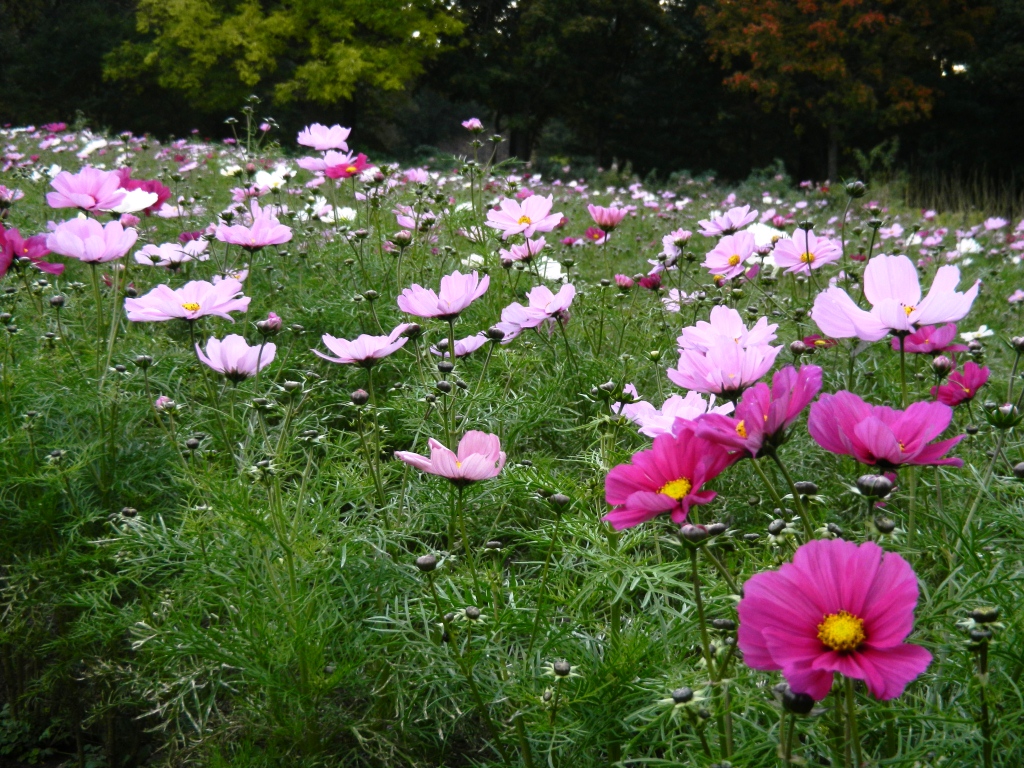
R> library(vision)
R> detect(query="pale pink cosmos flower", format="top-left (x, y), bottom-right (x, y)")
top-left (773, 229), bottom-right (842, 274)
top-left (297, 150), bottom-right (352, 173)
top-left (462, 117), bottom-right (485, 133)
top-left (698, 205), bottom-right (758, 237)
top-left (46, 217), bottom-right (138, 263)
top-left (196, 334), bottom-right (276, 382)
top-left (811, 254), bottom-right (980, 342)
top-left (984, 217), bottom-right (1008, 231)
top-left (661, 288), bottom-right (703, 312)
top-left (498, 284), bottom-right (576, 340)
top-left (485, 195), bottom-right (563, 240)
top-left (397, 270), bottom-right (489, 320)
top-left (134, 240), bottom-right (209, 269)
top-left (296, 123), bottom-right (351, 152)
top-left (613, 384), bottom-right (733, 438)
top-left (499, 236), bottom-right (545, 263)
top-left (662, 228), bottom-right (692, 260)
top-left (702, 231), bottom-right (757, 279)
top-left (678, 306), bottom-right (778, 352)
top-left (1009, 289), bottom-right (1024, 304)
top-left (314, 324), bottom-right (410, 366)
top-left (430, 334), bottom-right (488, 358)
top-left (587, 204), bottom-right (628, 232)
top-left (395, 431), bottom-right (506, 485)
top-left (125, 279), bottom-right (250, 322)
top-left (215, 200), bottom-right (293, 252)
top-left (668, 337), bottom-right (782, 396)
top-left (46, 167), bottom-right (126, 212)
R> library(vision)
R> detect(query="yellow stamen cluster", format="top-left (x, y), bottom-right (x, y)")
top-left (800, 251), bottom-right (815, 263)
top-left (903, 305), bottom-right (916, 316)
top-left (659, 477), bottom-right (693, 500)
top-left (727, 254), bottom-right (741, 266)
top-left (817, 610), bottom-right (866, 652)
top-left (517, 215), bottom-right (533, 225)
top-left (181, 302), bottom-right (200, 312)
top-left (735, 420), bottom-right (748, 438)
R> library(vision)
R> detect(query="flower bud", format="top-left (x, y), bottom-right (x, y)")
top-left (711, 618), bottom-right (736, 631)
top-left (120, 506), bottom-right (137, 518)
top-left (485, 540), bottom-right (503, 550)
top-left (550, 493), bottom-right (571, 509)
top-left (970, 627), bottom-right (993, 643)
top-left (706, 522), bottom-right (728, 536)
top-left (552, 660), bottom-right (572, 677)
top-left (256, 311), bottom-right (282, 336)
top-left (185, 438), bottom-right (201, 451)
top-left (671, 687), bottom-right (694, 704)
top-left (363, 289), bottom-right (379, 302)
top-left (465, 606), bottom-right (481, 621)
top-left (767, 519), bottom-right (787, 536)
top-left (680, 524), bottom-right (709, 543)
top-left (932, 356), bottom-right (955, 378)
top-left (793, 481), bottom-right (818, 496)
top-left (845, 180), bottom-right (867, 198)
top-left (782, 687), bottom-right (815, 715)
top-left (350, 389), bottom-right (369, 406)
top-left (1012, 336), bottom-right (1024, 352)
top-left (415, 554), bottom-right (437, 572)
top-left (874, 516), bottom-right (896, 534)
top-left (436, 380), bottom-right (453, 394)
top-left (856, 474), bottom-right (893, 498)
top-left (486, 326), bottom-right (506, 342)
top-left (50, 295), bottom-right (66, 308)
top-left (826, 522), bottom-right (843, 537)
top-left (437, 360), bottom-right (455, 374)
top-left (1014, 462), bottom-right (1024, 479)
top-left (969, 607), bottom-right (1000, 624)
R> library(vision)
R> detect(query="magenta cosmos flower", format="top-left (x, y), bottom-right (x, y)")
top-left (485, 195), bottom-right (563, 240)
top-left (215, 200), bottom-right (293, 252)
top-left (587, 204), bottom-right (628, 232)
top-left (603, 423), bottom-right (737, 530)
top-left (125, 278), bottom-right (250, 323)
top-left (932, 361), bottom-right (989, 406)
top-left (614, 385), bottom-right (733, 438)
top-left (808, 391), bottom-right (964, 468)
top-left (325, 152), bottom-right (371, 180)
top-left (694, 365), bottom-right (822, 457)
top-left (46, 217), bottom-right (137, 263)
top-left (196, 334), bottom-right (276, 382)
top-left (314, 324), bottom-right (409, 367)
top-left (738, 538), bottom-right (932, 701)
top-left (812, 254), bottom-right (980, 342)
top-left (395, 431), bottom-right (506, 485)
top-left (772, 229), bottom-right (842, 274)
top-left (702, 231), bottom-right (756, 280)
top-left (698, 205), bottom-right (757, 237)
top-left (46, 167), bottom-right (126, 212)
top-left (297, 123), bottom-right (351, 152)
top-left (397, 270), bottom-right (489, 320)
top-left (889, 324), bottom-right (966, 354)
top-left (1, 227), bottom-right (64, 275)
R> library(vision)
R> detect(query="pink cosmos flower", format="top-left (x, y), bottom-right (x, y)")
top-left (395, 431), bottom-right (506, 485)
top-left (297, 123), bottom-right (351, 152)
top-left (603, 422), bottom-right (737, 530)
top-left (694, 365), bottom-right (822, 457)
top-left (430, 334), bottom-right (488, 358)
top-left (397, 270), bottom-right (489, 320)
top-left (613, 385), bottom-right (733, 438)
top-left (0, 227), bottom-right (64, 275)
top-left (485, 195), bottom-right (563, 240)
top-left (46, 218), bottom-right (138, 263)
top-left (931, 361), bottom-right (989, 406)
top-left (498, 283), bottom-right (576, 339)
top-left (498, 236), bottom-right (545, 263)
top-left (772, 229), bottom-right (842, 274)
top-left (808, 391), bottom-right (964, 468)
top-left (614, 274), bottom-right (635, 290)
top-left (662, 228), bottom-right (692, 259)
top-left (812, 254), bottom-right (980, 341)
top-left (114, 168), bottom-right (171, 215)
top-left (195, 334), bottom-right (276, 382)
top-left (325, 152), bottom-right (371, 180)
top-left (738, 538), bottom-right (932, 701)
top-left (314, 324), bottom-right (410, 366)
top-left (1009, 289), bottom-right (1024, 304)
top-left (702, 231), bottom-right (756, 279)
top-left (134, 240), bottom-right (209, 269)
top-left (461, 118), bottom-right (484, 133)
top-left (584, 226), bottom-right (609, 244)
top-left (889, 324), bottom-right (967, 354)
top-left (297, 150), bottom-right (354, 174)
top-left (125, 279), bottom-right (250, 323)
top-left (698, 205), bottom-right (757, 237)
top-left (588, 204), bottom-right (628, 232)
top-left (984, 217), bottom-right (1008, 231)
top-left (668, 340), bottom-right (782, 396)
top-left (215, 200), bottom-right (293, 252)
top-left (46, 167), bottom-right (126, 212)
top-left (679, 306), bottom-right (778, 351)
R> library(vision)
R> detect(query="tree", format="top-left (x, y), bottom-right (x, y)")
top-left (699, 0), bottom-right (990, 179)
top-left (104, 0), bottom-right (464, 113)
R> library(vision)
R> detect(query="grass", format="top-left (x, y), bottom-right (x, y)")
top-left (1, 117), bottom-right (1024, 767)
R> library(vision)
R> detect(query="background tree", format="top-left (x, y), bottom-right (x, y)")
top-left (699, 0), bottom-right (991, 180)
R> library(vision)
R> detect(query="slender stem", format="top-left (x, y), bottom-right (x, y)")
top-left (978, 642), bottom-right (993, 768)
top-left (527, 508), bottom-right (565, 656)
top-left (956, 429), bottom-right (1007, 556)
top-left (456, 485), bottom-right (482, 594)
top-left (768, 451), bottom-right (814, 539)
top-left (782, 710), bottom-right (797, 765)
top-left (690, 546), bottom-right (729, 759)
top-left (751, 456), bottom-right (786, 509)
top-left (845, 677), bottom-right (863, 768)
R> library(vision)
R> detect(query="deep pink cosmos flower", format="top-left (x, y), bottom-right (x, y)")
top-left (46, 218), bottom-right (138, 263)
top-left (932, 361), bottom-right (989, 406)
top-left (808, 391), bottom-right (964, 468)
top-left (485, 195), bottom-right (563, 240)
top-left (739, 539), bottom-right (931, 701)
top-left (395, 431), bottom-right (506, 485)
top-left (603, 422), bottom-right (737, 530)
top-left (215, 200), bottom-right (293, 252)
top-left (584, 226), bottom-right (609, 244)
top-left (297, 150), bottom-right (354, 174)
top-left (125, 279), bottom-right (250, 323)
top-left (639, 273), bottom-right (661, 291)
top-left (397, 270), bottom-right (489, 320)
top-left (325, 152), bottom-right (371, 179)
top-left (46, 167), bottom-right (126, 212)
top-left (588, 204), bottom-right (628, 232)
top-left (889, 324), bottom-right (967, 354)
top-left (430, 334), bottom-right (488, 358)
top-left (114, 168), bottom-right (171, 215)
top-left (196, 334), bottom-right (276, 382)
top-left (613, 385), bottom-right (733, 438)
top-left (314, 324), bottom-right (410, 367)
top-left (297, 123), bottom-right (351, 152)
top-left (703, 231), bottom-right (756, 280)
top-left (773, 229), bottom-right (842, 274)
top-left (1, 227), bottom-right (63, 275)
top-left (695, 365), bottom-right (822, 457)
top-left (698, 205), bottom-right (758, 237)
top-left (812, 254), bottom-right (980, 341)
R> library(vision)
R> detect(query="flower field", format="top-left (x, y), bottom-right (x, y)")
top-left (1, 112), bottom-right (1023, 767)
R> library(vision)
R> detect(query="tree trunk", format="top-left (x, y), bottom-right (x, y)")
top-left (827, 124), bottom-right (839, 182)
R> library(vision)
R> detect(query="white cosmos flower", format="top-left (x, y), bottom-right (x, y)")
top-left (961, 325), bottom-right (994, 341)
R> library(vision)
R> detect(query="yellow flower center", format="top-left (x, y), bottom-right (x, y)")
top-left (181, 302), bottom-right (200, 312)
top-left (659, 477), bottom-right (692, 500)
top-left (735, 420), bottom-right (747, 438)
top-left (728, 254), bottom-right (741, 266)
top-left (346, 165), bottom-right (357, 173)
top-left (904, 305), bottom-right (916, 316)
top-left (517, 215), bottom-right (533, 225)
top-left (817, 610), bottom-right (866, 652)
top-left (800, 251), bottom-right (815, 263)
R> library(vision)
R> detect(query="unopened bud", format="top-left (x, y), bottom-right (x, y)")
top-left (856, 474), bottom-right (893, 498)
top-left (932, 356), bottom-right (955, 377)
top-left (874, 516), bottom-right (896, 534)
top-left (671, 687), bottom-right (694, 704)
top-left (415, 554), bottom-right (437, 572)
top-left (845, 180), bottom-right (867, 198)
top-left (553, 660), bottom-right (571, 677)
top-left (782, 687), bottom-right (815, 715)
top-left (969, 607), bottom-right (1000, 624)
top-left (793, 481), bottom-right (818, 495)
top-left (351, 389), bottom-right (369, 406)
top-left (50, 295), bottom-right (66, 308)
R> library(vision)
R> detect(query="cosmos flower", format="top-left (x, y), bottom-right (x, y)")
top-left (395, 431), bottom-right (506, 484)
top-left (46, 167), bottom-right (126, 212)
top-left (613, 385), bottom-right (733, 438)
top-left (215, 200), bottom-right (293, 252)
top-left (702, 231), bottom-right (757, 280)
top-left (297, 123), bottom-right (351, 152)
top-left (397, 270), bottom-right (489, 320)
top-left (889, 324), bottom-right (967, 355)
top-left (738, 538), bottom-right (932, 701)
top-left (134, 240), bottom-right (209, 269)
top-left (125, 279), bottom-right (250, 322)
top-left (588, 204), bottom-right (628, 231)
top-left (430, 334), bottom-right (488, 358)
top-left (931, 361), bottom-right (989, 406)
top-left (0, 227), bottom-right (64, 275)
top-left (698, 205), bottom-right (758, 237)
top-left (772, 229), bottom-right (842, 274)
top-left (195, 334), bottom-right (276, 382)
top-left (313, 324), bottom-right (410, 367)
top-left (485, 195), bottom-right (563, 240)
top-left (46, 217), bottom-right (137, 263)
top-left (461, 118), bottom-right (485, 133)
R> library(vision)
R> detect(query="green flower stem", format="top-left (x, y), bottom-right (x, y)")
top-left (527, 505), bottom-right (565, 656)
top-left (690, 545), bottom-right (731, 760)
top-left (845, 677), bottom-right (863, 768)
top-left (767, 451), bottom-right (814, 539)
top-left (956, 428), bottom-right (1007, 557)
